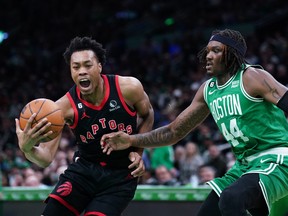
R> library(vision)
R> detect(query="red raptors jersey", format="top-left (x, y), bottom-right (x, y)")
top-left (66, 75), bottom-right (138, 168)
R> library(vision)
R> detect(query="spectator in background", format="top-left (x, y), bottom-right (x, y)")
top-left (197, 165), bottom-right (216, 186)
top-left (1, 173), bottom-right (9, 187)
top-left (145, 165), bottom-right (181, 186)
top-left (150, 146), bottom-right (175, 172)
top-left (23, 174), bottom-right (49, 188)
top-left (225, 151), bottom-right (236, 171)
top-left (203, 144), bottom-right (227, 177)
top-left (9, 170), bottom-right (24, 187)
top-left (22, 167), bottom-right (36, 179)
top-left (173, 144), bottom-right (186, 176)
top-left (141, 149), bottom-right (151, 170)
top-left (178, 141), bottom-right (204, 185)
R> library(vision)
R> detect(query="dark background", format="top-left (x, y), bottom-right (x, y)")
top-left (0, 1), bottom-right (288, 215)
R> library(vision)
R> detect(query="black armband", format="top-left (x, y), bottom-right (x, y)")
top-left (277, 91), bottom-right (288, 113)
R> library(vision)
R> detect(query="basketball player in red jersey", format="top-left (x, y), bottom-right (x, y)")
top-left (15, 37), bottom-right (154, 216)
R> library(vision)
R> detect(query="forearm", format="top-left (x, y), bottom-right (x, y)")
top-left (130, 103), bottom-right (209, 148)
top-left (22, 136), bottom-right (61, 168)
top-left (130, 125), bottom-right (179, 148)
top-left (24, 146), bottom-right (53, 168)
top-left (135, 108), bottom-right (154, 152)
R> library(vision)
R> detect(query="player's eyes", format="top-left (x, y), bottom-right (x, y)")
top-left (214, 47), bottom-right (224, 53)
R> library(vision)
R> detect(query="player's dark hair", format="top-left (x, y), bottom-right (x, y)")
top-left (197, 29), bottom-right (247, 75)
top-left (63, 37), bottom-right (107, 66)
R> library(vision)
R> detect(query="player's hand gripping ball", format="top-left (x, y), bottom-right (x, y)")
top-left (19, 98), bottom-right (65, 142)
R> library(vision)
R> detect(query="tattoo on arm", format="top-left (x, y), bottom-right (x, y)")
top-left (263, 79), bottom-right (281, 100)
top-left (133, 105), bottom-right (209, 148)
top-left (134, 127), bottom-right (174, 148)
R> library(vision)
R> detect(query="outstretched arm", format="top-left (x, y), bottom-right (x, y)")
top-left (101, 83), bottom-right (210, 154)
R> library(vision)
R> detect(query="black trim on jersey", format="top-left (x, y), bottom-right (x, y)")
top-left (277, 90), bottom-right (288, 113)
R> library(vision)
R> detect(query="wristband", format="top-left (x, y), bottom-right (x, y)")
top-left (277, 91), bottom-right (288, 113)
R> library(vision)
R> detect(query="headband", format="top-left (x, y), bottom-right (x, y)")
top-left (209, 34), bottom-right (246, 56)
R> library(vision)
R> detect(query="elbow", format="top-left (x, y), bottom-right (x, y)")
top-left (22, 145), bottom-right (55, 168)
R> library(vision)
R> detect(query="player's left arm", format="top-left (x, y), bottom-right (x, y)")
top-left (119, 76), bottom-right (154, 176)
top-left (243, 67), bottom-right (288, 111)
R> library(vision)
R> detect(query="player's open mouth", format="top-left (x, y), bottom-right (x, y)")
top-left (79, 79), bottom-right (91, 88)
top-left (206, 63), bottom-right (212, 70)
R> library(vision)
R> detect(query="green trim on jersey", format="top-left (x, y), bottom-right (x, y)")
top-left (203, 64), bottom-right (288, 161)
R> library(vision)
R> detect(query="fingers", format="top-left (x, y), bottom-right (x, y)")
top-left (100, 133), bottom-right (117, 147)
top-left (31, 117), bottom-right (49, 131)
top-left (128, 152), bottom-right (145, 177)
top-left (23, 113), bottom-right (50, 134)
top-left (100, 134), bottom-right (109, 146)
top-left (15, 118), bottom-right (20, 132)
top-left (106, 147), bottom-right (114, 155)
top-left (18, 113), bottom-right (52, 142)
top-left (131, 160), bottom-right (145, 177)
top-left (129, 152), bottom-right (136, 163)
top-left (24, 113), bottom-right (37, 131)
top-left (101, 131), bottom-right (131, 154)
top-left (101, 142), bottom-right (108, 153)
top-left (101, 138), bottom-right (111, 154)
top-left (101, 133), bottom-right (117, 155)
top-left (30, 120), bottom-right (51, 140)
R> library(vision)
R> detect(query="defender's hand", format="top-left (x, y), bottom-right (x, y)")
top-left (128, 152), bottom-right (145, 177)
top-left (101, 131), bottom-right (132, 155)
top-left (15, 113), bottom-right (52, 153)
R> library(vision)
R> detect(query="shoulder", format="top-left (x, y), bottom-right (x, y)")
top-left (116, 75), bottom-right (147, 106)
top-left (118, 76), bottom-right (143, 89)
top-left (242, 66), bottom-right (275, 97)
top-left (243, 66), bottom-right (265, 78)
top-left (117, 76), bottom-right (145, 96)
top-left (243, 66), bottom-right (273, 85)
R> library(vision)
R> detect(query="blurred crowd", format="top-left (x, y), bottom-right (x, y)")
top-left (1, 0), bottom-right (288, 188)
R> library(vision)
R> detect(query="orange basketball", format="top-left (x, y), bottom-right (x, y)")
top-left (19, 98), bottom-right (65, 142)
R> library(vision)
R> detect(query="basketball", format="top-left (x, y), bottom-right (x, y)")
top-left (19, 98), bottom-right (65, 142)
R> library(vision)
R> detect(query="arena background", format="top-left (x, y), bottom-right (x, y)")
top-left (1, 0), bottom-right (288, 215)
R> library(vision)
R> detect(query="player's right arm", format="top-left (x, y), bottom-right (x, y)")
top-left (15, 114), bottom-right (61, 168)
top-left (101, 83), bottom-right (210, 154)
top-left (15, 95), bottom-right (72, 168)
